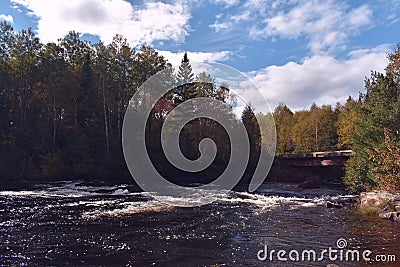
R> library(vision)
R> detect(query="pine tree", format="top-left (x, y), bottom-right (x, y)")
top-left (177, 52), bottom-right (194, 84)
top-left (175, 52), bottom-right (196, 103)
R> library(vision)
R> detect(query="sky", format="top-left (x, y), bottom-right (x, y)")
top-left (1, 0), bottom-right (399, 111)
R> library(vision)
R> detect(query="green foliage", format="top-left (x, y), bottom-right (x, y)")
top-left (344, 44), bottom-right (400, 192)
top-left (367, 129), bottom-right (400, 192)
top-left (290, 110), bottom-right (314, 152)
top-left (241, 104), bottom-right (261, 183)
top-left (289, 103), bottom-right (338, 153)
top-left (176, 52), bottom-right (194, 85)
top-left (0, 23), bottom-right (172, 181)
top-left (2, 21), bottom-right (398, 191)
top-left (343, 154), bottom-right (373, 193)
top-left (0, 28), bottom-right (240, 184)
top-left (175, 52), bottom-right (196, 103)
top-left (272, 102), bottom-right (339, 154)
top-left (242, 104), bottom-right (261, 149)
top-left (386, 43), bottom-right (400, 83)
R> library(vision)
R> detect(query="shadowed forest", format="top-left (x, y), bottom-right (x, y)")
top-left (1, 22), bottom-right (399, 192)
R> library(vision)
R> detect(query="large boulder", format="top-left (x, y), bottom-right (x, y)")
top-left (379, 211), bottom-right (400, 221)
top-left (359, 191), bottom-right (398, 208)
top-left (359, 191), bottom-right (400, 222)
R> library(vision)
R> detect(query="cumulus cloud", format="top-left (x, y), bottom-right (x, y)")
top-left (158, 50), bottom-right (231, 66)
top-left (0, 14), bottom-right (14, 23)
top-left (10, 0), bottom-right (190, 46)
top-left (245, 46), bottom-right (390, 111)
top-left (211, 0), bottom-right (374, 54)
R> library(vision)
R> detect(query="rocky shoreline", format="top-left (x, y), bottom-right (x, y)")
top-left (359, 191), bottom-right (400, 222)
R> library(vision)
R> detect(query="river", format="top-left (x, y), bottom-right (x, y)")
top-left (1, 181), bottom-right (399, 266)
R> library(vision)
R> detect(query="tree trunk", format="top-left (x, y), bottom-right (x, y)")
top-left (52, 87), bottom-right (56, 146)
top-left (101, 74), bottom-right (110, 158)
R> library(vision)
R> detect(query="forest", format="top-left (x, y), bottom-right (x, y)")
top-left (0, 21), bottom-right (252, 184)
top-left (0, 21), bottom-right (399, 192)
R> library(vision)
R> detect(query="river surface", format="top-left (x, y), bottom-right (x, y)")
top-left (0, 181), bottom-right (399, 266)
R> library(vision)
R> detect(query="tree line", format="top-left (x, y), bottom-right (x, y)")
top-left (274, 44), bottom-right (400, 193)
top-left (273, 102), bottom-right (341, 154)
top-left (1, 21), bottom-right (398, 192)
top-left (0, 21), bottom-right (173, 181)
top-left (0, 22), bottom-right (257, 184)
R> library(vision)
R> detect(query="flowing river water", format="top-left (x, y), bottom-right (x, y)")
top-left (0, 181), bottom-right (399, 266)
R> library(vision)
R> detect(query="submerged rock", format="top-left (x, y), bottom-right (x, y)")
top-left (326, 201), bottom-right (342, 209)
top-left (298, 177), bottom-right (320, 189)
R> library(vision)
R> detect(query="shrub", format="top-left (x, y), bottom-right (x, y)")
top-left (368, 129), bottom-right (400, 192)
top-left (344, 155), bottom-right (374, 193)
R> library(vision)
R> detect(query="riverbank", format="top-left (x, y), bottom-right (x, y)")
top-left (358, 191), bottom-right (400, 222)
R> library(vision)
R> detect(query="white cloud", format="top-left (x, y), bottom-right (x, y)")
top-left (10, 0), bottom-right (191, 46)
top-left (209, 20), bottom-right (231, 32)
top-left (210, 9), bottom-right (251, 31)
top-left (254, 1), bottom-right (373, 54)
top-left (158, 50), bottom-right (231, 66)
top-left (212, 0), bottom-right (374, 54)
top-left (347, 5), bottom-right (373, 28)
top-left (347, 44), bottom-right (392, 58)
top-left (212, 0), bottom-right (240, 7)
top-left (0, 14), bottom-right (14, 23)
top-left (245, 46), bottom-right (390, 111)
top-left (231, 11), bottom-right (251, 22)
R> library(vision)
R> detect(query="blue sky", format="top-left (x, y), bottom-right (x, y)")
top-left (1, 0), bottom-right (399, 110)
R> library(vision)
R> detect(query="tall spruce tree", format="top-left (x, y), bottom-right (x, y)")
top-left (175, 52), bottom-right (196, 103)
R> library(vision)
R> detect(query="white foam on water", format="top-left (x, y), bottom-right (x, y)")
top-left (1, 181), bottom-right (356, 219)
top-left (0, 182), bottom-right (138, 198)
top-left (223, 192), bottom-right (315, 207)
top-left (80, 190), bottom-right (354, 218)
top-left (82, 200), bottom-right (174, 218)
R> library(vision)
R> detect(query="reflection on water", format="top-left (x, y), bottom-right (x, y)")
top-left (0, 181), bottom-right (399, 266)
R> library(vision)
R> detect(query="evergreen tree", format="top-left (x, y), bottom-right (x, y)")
top-left (344, 45), bottom-right (400, 193)
top-left (177, 52), bottom-right (194, 84)
top-left (175, 52), bottom-right (196, 103)
top-left (241, 104), bottom-right (261, 184)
